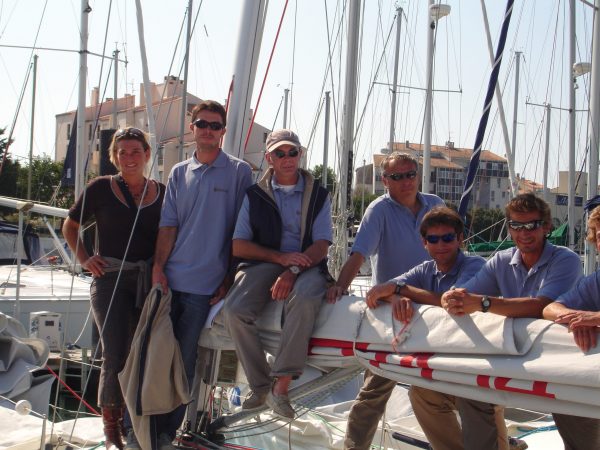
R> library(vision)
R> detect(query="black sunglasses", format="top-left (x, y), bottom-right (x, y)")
top-left (425, 233), bottom-right (457, 244)
top-left (507, 219), bottom-right (545, 231)
top-left (115, 127), bottom-right (145, 140)
top-left (383, 170), bottom-right (417, 181)
top-left (193, 119), bottom-right (224, 131)
top-left (271, 148), bottom-right (300, 159)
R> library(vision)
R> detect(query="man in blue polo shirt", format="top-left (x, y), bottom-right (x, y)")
top-left (151, 100), bottom-right (252, 448)
top-left (543, 205), bottom-right (600, 448)
top-left (365, 206), bottom-right (507, 450)
top-left (223, 129), bottom-right (332, 419)
top-left (326, 152), bottom-right (444, 450)
top-left (443, 193), bottom-right (593, 450)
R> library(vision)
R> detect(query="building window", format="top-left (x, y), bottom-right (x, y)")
top-left (497, 178), bottom-right (501, 188)
top-left (67, 124), bottom-right (71, 140)
top-left (491, 190), bottom-right (495, 201)
top-left (88, 123), bottom-right (93, 140)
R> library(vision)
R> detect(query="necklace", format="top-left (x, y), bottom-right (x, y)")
top-left (120, 176), bottom-right (147, 201)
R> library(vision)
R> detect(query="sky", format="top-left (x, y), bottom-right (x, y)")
top-left (0, 0), bottom-right (595, 189)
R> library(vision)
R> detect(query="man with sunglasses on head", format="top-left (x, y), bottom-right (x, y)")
top-left (326, 152), bottom-right (444, 450)
top-left (151, 100), bottom-right (252, 449)
top-left (442, 193), bottom-right (589, 449)
top-left (223, 129), bottom-right (332, 419)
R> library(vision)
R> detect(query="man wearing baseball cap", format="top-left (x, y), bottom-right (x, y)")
top-left (223, 129), bottom-right (333, 419)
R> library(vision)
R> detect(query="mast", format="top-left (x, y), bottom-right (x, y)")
top-left (75, 1), bottom-right (91, 198)
top-left (323, 91), bottom-right (331, 190)
top-left (584, 0), bottom-right (600, 274)
top-left (112, 48), bottom-right (119, 129)
top-left (27, 55), bottom-right (37, 200)
top-left (337, 0), bottom-right (361, 265)
top-left (178, 0), bottom-right (193, 162)
top-left (422, 0), bottom-right (435, 193)
top-left (568, 0), bottom-right (576, 248)
top-left (283, 88), bottom-right (290, 128)
top-left (542, 104), bottom-right (551, 202)
top-left (222, 0), bottom-right (266, 158)
top-left (388, 6), bottom-right (402, 152)
top-left (134, 0), bottom-right (159, 180)
top-left (510, 51), bottom-right (522, 188)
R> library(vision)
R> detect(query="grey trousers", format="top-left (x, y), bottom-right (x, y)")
top-left (223, 263), bottom-right (326, 393)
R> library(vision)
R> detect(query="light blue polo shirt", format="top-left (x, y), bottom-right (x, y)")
top-left (351, 192), bottom-right (445, 285)
top-left (160, 150), bottom-right (253, 295)
top-left (392, 251), bottom-right (486, 293)
top-left (458, 241), bottom-right (582, 299)
top-left (233, 172), bottom-right (333, 252)
top-left (557, 270), bottom-right (600, 311)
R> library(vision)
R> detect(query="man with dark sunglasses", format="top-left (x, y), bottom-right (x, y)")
top-left (364, 207), bottom-right (517, 450)
top-left (442, 193), bottom-right (590, 449)
top-left (326, 152), bottom-right (444, 450)
top-left (151, 100), bottom-right (252, 449)
top-left (223, 129), bottom-right (332, 419)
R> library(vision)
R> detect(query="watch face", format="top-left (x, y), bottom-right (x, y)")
top-left (289, 266), bottom-right (300, 274)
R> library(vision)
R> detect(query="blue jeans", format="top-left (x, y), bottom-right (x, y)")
top-left (154, 290), bottom-right (212, 439)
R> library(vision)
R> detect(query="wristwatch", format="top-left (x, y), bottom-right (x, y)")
top-left (289, 265), bottom-right (301, 275)
top-left (394, 281), bottom-right (406, 295)
top-left (481, 295), bottom-right (491, 313)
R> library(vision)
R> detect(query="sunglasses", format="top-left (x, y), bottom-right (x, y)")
top-left (193, 119), bottom-right (225, 131)
top-left (425, 233), bottom-right (457, 244)
top-left (507, 219), bottom-right (545, 231)
top-left (383, 170), bottom-right (417, 181)
top-left (271, 148), bottom-right (300, 159)
top-left (115, 127), bottom-right (145, 140)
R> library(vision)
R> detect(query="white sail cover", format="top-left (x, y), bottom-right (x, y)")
top-left (200, 296), bottom-right (600, 419)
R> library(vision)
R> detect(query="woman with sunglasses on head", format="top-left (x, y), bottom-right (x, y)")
top-left (62, 127), bottom-right (165, 450)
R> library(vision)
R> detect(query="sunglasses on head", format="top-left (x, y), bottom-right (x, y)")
top-left (507, 219), bottom-right (545, 231)
top-left (425, 233), bottom-right (457, 244)
top-left (193, 119), bottom-right (224, 131)
top-left (115, 127), bottom-right (145, 140)
top-left (271, 148), bottom-right (300, 159)
top-left (383, 170), bottom-right (417, 181)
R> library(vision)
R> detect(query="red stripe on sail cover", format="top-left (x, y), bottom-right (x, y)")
top-left (494, 377), bottom-right (556, 399)
top-left (400, 353), bottom-right (433, 368)
top-left (421, 368), bottom-right (434, 380)
top-left (477, 375), bottom-right (491, 387)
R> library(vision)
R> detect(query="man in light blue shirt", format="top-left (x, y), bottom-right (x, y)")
top-left (328, 152), bottom-right (443, 450)
top-left (544, 206), bottom-right (600, 353)
top-left (224, 129), bottom-right (332, 419)
top-left (151, 100), bottom-right (252, 448)
top-left (443, 193), bottom-right (596, 450)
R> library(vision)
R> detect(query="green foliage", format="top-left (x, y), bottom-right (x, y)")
top-left (466, 207), bottom-right (506, 243)
top-left (352, 188), bottom-right (378, 222)
top-left (0, 127), bottom-right (19, 200)
top-left (14, 157), bottom-right (74, 208)
top-left (310, 164), bottom-right (337, 193)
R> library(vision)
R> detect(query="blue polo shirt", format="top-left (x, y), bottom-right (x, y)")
top-left (392, 251), bottom-right (486, 293)
top-left (233, 173), bottom-right (333, 252)
top-left (556, 270), bottom-right (600, 311)
top-left (160, 150), bottom-right (253, 295)
top-left (458, 241), bottom-right (582, 299)
top-left (351, 192), bottom-right (445, 284)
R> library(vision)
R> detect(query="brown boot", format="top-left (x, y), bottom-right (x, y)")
top-left (102, 407), bottom-right (124, 450)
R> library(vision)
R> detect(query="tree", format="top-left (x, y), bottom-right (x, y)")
top-left (466, 207), bottom-right (506, 243)
top-left (352, 188), bottom-right (378, 222)
top-left (16, 157), bottom-right (74, 208)
top-left (0, 127), bottom-right (19, 200)
top-left (310, 164), bottom-right (337, 193)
